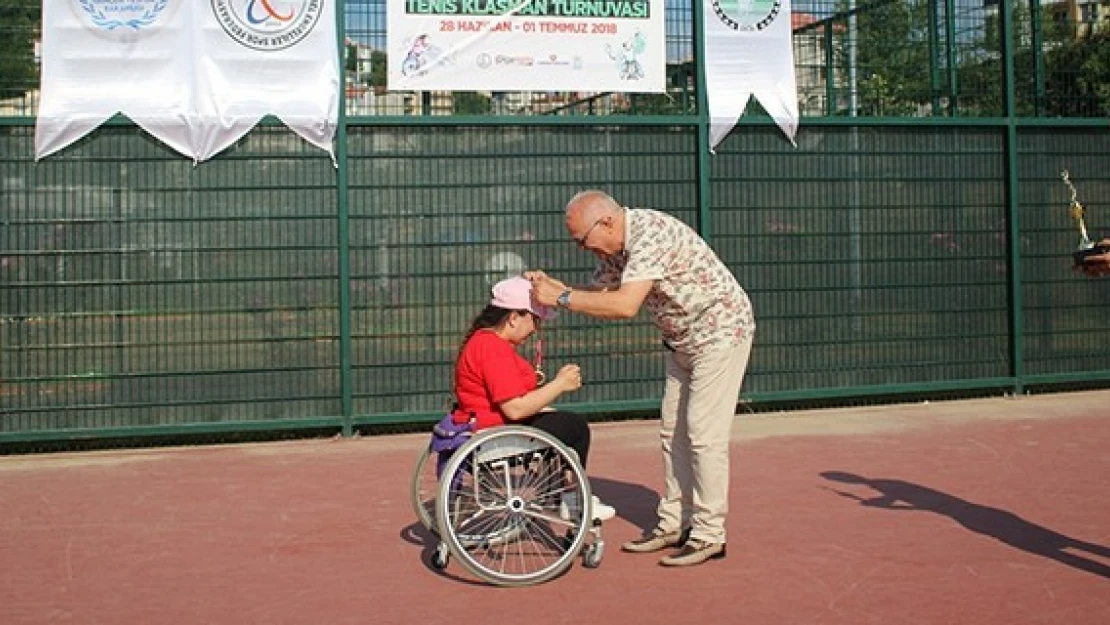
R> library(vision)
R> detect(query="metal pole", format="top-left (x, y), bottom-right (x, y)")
top-left (1000, 0), bottom-right (1024, 393)
top-left (694, 0), bottom-right (712, 240)
top-left (335, 0), bottom-right (354, 436)
top-left (849, 0), bottom-right (862, 333)
top-left (944, 0), bottom-right (958, 115)
top-left (928, 0), bottom-right (942, 115)
top-left (1031, 0), bottom-right (1045, 116)
top-left (848, 0), bottom-right (858, 116)
top-left (824, 23), bottom-right (834, 115)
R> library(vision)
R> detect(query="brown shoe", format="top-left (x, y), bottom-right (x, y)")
top-left (659, 539), bottom-right (726, 566)
top-left (621, 527), bottom-right (691, 553)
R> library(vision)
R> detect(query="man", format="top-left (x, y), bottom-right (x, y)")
top-left (527, 190), bottom-right (755, 567)
top-left (1077, 238), bottom-right (1110, 277)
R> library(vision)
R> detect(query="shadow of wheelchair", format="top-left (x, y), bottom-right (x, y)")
top-left (398, 520), bottom-right (490, 585)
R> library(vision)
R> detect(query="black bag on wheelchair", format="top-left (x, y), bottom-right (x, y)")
top-left (429, 413), bottom-right (473, 478)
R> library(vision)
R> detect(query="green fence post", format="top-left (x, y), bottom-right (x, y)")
top-left (1000, 0), bottom-right (1024, 394)
top-left (928, 0), bottom-right (942, 115)
top-left (824, 23), bottom-right (835, 116)
top-left (693, 0), bottom-right (712, 240)
top-left (944, 0), bottom-right (958, 116)
top-left (1030, 0), bottom-right (1045, 116)
top-left (336, 0), bottom-right (354, 436)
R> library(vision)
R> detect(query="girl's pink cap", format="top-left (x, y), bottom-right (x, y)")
top-left (491, 276), bottom-right (557, 320)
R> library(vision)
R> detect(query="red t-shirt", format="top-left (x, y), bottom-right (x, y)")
top-left (453, 329), bottom-right (537, 430)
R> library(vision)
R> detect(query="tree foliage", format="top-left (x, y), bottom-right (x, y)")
top-left (453, 91), bottom-right (491, 115)
top-left (345, 44), bottom-right (358, 73)
top-left (846, 0), bottom-right (1110, 117)
top-left (851, 0), bottom-right (934, 116)
top-left (1038, 31), bottom-right (1110, 116)
top-left (959, 6), bottom-right (1110, 117)
top-left (0, 0), bottom-right (39, 100)
top-left (368, 51), bottom-right (387, 88)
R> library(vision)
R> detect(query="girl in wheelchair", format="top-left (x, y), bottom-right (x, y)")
top-left (451, 276), bottom-right (616, 522)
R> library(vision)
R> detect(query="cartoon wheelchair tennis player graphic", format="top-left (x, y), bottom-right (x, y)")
top-left (401, 34), bottom-right (454, 77)
top-left (401, 34), bottom-right (432, 76)
top-left (605, 31), bottom-right (646, 81)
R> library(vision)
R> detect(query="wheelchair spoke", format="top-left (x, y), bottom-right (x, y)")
top-left (473, 470), bottom-right (509, 510)
top-left (520, 512), bottom-right (565, 553)
top-left (519, 506), bottom-right (577, 530)
top-left (435, 426), bottom-right (592, 586)
top-left (523, 463), bottom-right (565, 502)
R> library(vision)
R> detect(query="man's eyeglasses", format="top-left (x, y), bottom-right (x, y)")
top-left (574, 218), bottom-right (604, 247)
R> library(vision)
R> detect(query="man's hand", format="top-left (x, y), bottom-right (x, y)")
top-left (1078, 238), bottom-right (1110, 277)
top-left (527, 273), bottom-right (568, 307)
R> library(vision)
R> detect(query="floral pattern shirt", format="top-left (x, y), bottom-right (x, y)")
top-left (591, 208), bottom-right (755, 355)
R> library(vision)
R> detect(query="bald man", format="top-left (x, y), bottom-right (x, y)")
top-left (527, 190), bottom-right (755, 567)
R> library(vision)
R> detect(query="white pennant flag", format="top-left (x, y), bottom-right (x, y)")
top-left (35, 0), bottom-right (194, 160)
top-left (703, 0), bottom-right (799, 151)
top-left (197, 0), bottom-right (338, 162)
top-left (35, 0), bottom-right (338, 163)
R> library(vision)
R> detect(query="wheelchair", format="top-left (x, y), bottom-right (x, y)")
top-left (410, 425), bottom-right (605, 586)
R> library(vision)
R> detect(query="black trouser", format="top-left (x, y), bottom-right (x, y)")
top-left (526, 410), bottom-right (591, 467)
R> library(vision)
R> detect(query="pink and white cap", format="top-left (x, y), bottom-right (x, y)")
top-left (490, 276), bottom-right (557, 321)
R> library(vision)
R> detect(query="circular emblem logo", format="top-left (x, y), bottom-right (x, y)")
top-left (712, 0), bottom-right (782, 32)
top-left (211, 0), bottom-right (323, 51)
top-left (476, 53), bottom-right (492, 69)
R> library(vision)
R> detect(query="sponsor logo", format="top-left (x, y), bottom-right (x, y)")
top-left (537, 54), bottom-right (569, 67)
top-left (75, 0), bottom-right (169, 31)
top-left (495, 55), bottom-right (534, 67)
top-left (211, 0), bottom-right (323, 51)
top-left (711, 0), bottom-right (782, 32)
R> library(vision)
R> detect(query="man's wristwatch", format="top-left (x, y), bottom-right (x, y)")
top-left (556, 290), bottom-right (572, 309)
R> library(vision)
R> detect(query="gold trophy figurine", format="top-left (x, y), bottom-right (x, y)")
top-left (1061, 169), bottom-right (1107, 265)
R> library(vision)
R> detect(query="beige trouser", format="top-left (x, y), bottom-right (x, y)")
top-left (656, 334), bottom-right (754, 544)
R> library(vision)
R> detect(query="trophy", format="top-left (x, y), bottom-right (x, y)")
top-left (1061, 169), bottom-right (1108, 265)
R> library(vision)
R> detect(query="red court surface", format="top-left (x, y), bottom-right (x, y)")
top-left (3, 390), bottom-right (1109, 624)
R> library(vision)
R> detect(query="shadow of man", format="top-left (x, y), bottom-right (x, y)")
top-left (820, 470), bottom-right (1110, 579)
top-left (588, 476), bottom-right (662, 534)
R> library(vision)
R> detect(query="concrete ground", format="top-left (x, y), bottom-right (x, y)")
top-left (2, 389), bottom-right (1109, 624)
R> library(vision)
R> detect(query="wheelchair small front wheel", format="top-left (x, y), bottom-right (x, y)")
top-left (431, 542), bottom-right (451, 570)
top-left (582, 540), bottom-right (604, 568)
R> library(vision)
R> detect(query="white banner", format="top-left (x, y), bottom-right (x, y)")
top-left (35, 0), bottom-right (338, 163)
top-left (386, 0), bottom-right (665, 93)
top-left (703, 0), bottom-right (799, 151)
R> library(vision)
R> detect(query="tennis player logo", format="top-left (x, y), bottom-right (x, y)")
top-left (605, 31), bottom-right (646, 81)
top-left (711, 0), bottom-right (782, 31)
top-left (212, 0), bottom-right (323, 51)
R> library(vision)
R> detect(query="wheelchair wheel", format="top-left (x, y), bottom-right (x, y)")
top-left (409, 443), bottom-right (439, 533)
top-left (435, 426), bottom-right (592, 587)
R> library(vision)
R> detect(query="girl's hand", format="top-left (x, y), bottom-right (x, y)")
top-left (553, 363), bottom-right (582, 392)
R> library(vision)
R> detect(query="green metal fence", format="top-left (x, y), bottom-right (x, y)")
top-left (1, 0), bottom-right (1109, 443)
